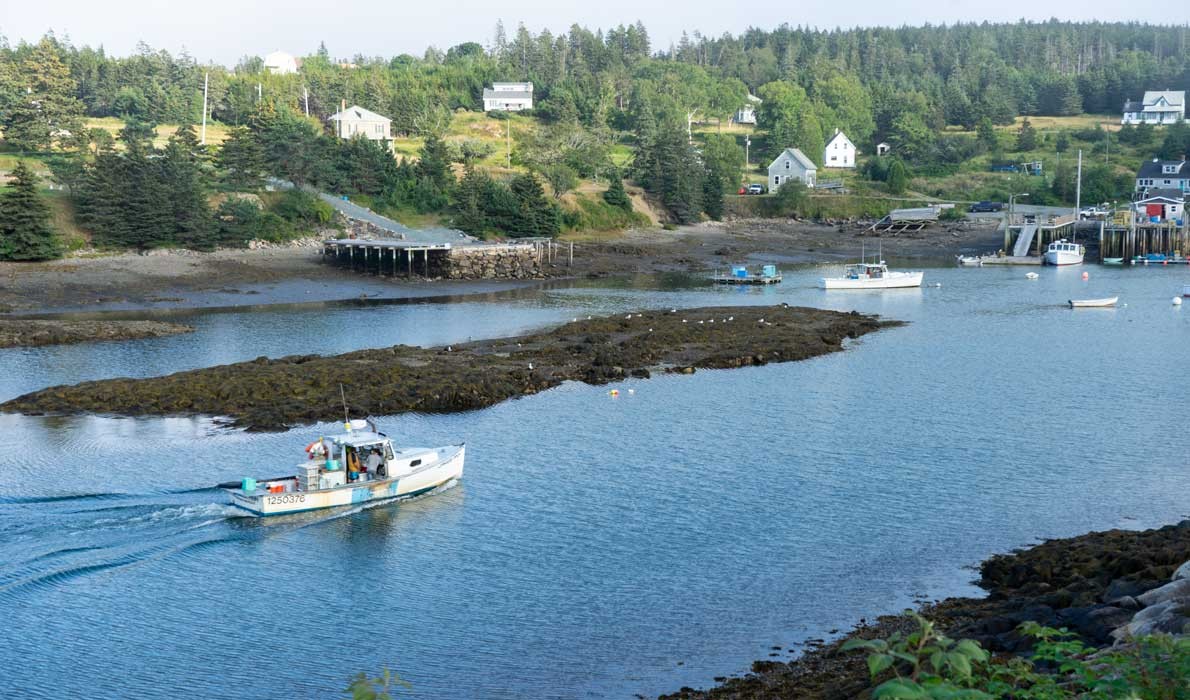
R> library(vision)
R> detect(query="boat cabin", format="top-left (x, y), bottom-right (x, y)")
top-left (843, 263), bottom-right (890, 279)
top-left (1047, 241), bottom-right (1081, 254)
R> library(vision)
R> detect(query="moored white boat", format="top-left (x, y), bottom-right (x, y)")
top-left (224, 419), bottom-right (464, 516)
top-left (1043, 239), bottom-right (1084, 266)
top-left (1068, 296), bottom-right (1118, 308)
top-left (818, 262), bottom-right (923, 289)
top-left (955, 255), bottom-right (983, 266)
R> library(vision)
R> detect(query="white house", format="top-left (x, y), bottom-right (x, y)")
top-left (263, 51), bottom-right (299, 75)
top-left (1134, 189), bottom-right (1184, 222)
top-left (328, 104), bottom-right (392, 147)
top-left (1135, 158), bottom-right (1190, 195)
top-left (768, 148), bottom-right (817, 191)
top-left (823, 129), bottom-right (856, 168)
top-left (1122, 91), bottom-right (1185, 125)
top-left (734, 94), bottom-right (761, 125)
top-left (483, 82), bottom-right (534, 112)
top-left (875, 142), bottom-right (891, 156)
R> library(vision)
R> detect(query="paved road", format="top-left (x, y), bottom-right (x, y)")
top-left (316, 193), bottom-right (474, 244)
top-left (268, 178), bottom-right (473, 245)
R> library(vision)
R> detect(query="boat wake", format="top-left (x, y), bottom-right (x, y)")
top-left (0, 491), bottom-right (246, 600)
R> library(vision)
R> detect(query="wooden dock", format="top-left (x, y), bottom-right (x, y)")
top-left (711, 274), bottom-right (783, 285)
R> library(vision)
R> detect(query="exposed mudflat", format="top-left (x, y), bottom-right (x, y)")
top-left (0, 305), bottom-right (897, 431)
top-left (0, 319), bottom-right (193, 348)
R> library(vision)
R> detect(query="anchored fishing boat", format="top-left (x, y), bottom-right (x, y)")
top-left (223, 419), bottom-right (464, 516)
top-left (1043, 239), bottom-right (1084, 266)
top-left (818, 261), bottom-right (924, 289)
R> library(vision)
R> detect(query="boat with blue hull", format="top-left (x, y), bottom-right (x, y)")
top-left (225, 419), bottom-right (464, 516)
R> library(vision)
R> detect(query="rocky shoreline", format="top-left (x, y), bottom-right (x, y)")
top-left (0, 319), bottom-right (194, 348)
top-left (0, 305), bottom-right (897, 431)
top-left (661, 520), bottom-right (1190, 699)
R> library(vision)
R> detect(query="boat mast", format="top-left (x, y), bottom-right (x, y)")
top-left (1074, 149), bottom-right (1082, 244)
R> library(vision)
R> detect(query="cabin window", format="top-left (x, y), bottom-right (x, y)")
top-left (774, 176), bottom-right (780, 185)
top-left (785, 161), bottom-right (790, 170)
top-left (410, 459), bottom-right (422, 467)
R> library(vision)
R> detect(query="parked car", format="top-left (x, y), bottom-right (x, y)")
top-left (969, 201), bottom-right (1005, 213)
top-left (1079, 206), bottom-right (1109, 220)
top-left (746, 184), bottom-right (765, 195)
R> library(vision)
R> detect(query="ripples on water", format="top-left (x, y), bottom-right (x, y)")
top-left (1, 264), bottom-right (1189, 698)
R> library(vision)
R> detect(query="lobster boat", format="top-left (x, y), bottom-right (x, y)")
top-left (224, 419), bottom-right (464, 516)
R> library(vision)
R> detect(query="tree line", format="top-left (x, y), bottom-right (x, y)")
top-left (2, 21), bottom-right (1186, 154)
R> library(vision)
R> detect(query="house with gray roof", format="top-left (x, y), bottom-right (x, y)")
top-left (1122, 91), bottom-right (1185, 125)
top-left (483, 82), bottom-right (534, 112)
top-left (328, 104), bottom-right (392, 148)
top-left (768, 148), bottom-right (817, 191)
top-left (1135, 158), bottom-right (1190, 195)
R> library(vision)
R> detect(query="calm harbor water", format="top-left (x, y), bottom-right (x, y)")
top-left (2, 263), bottom-right (1190, 699)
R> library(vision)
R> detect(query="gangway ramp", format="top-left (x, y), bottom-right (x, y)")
top-left (1012, 224), bottom-right (1038, 257)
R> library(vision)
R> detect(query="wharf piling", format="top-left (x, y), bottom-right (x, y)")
top-left (321, 238), bottom-right (571, 279)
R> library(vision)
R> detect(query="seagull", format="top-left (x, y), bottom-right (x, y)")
top-left (698, 320), bottom-right (704, 324)
top-left (446, 346), bottom-right (452, 352)
top-left (626, 314), bottom-right (632, 320)
top-left (670, 309), bottom-right (677, 313)
top-left (728, 316), bottom-right (734, 321)
top-left (708, 319), bottom-right (714, 324)
top-left (682, 319), bottom-right (687, 323)
top-left (528, 363), bottom-right (533, 370)
top-left (587, 316), bottom-right (592, 320)
top-left (758, 318), bottom-right (765, 323)
top-left (573, 318), bottom-right (578, 322)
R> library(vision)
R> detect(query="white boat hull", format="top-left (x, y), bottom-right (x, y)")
top-left (819, 271), bottom-right (924, 289)
top-left (230, 445), bottom-right (464, 516)
top-left (1069, 297), bottom-right (1118, 308)
top-left (1043, 250), bottom-right (1084, 266)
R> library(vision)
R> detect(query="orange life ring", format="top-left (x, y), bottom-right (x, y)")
top-left (305, 440), bottom-right (324, 456)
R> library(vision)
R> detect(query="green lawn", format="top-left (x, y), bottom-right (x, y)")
top-left (84, 117), bottom-right (233, 147)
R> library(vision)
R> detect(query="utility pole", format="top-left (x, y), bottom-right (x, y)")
top-left (745, 136), bottom-right (750, 168)
top-left (200, 72), bottom-right (209, 145)
top-left (303, 87), bottom-right (309, 116)
top-left (1075, 149), bottom-right (1082, 219)
top-left (506, 115), bottom-right (511, 169)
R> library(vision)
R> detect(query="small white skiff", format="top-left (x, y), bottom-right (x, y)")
top-left (224, 419), bottom-right (464, 516)
top-left (1068, 296), bottom-right (1118, 308)
top-left (819, 262), bottom-right (923, 289)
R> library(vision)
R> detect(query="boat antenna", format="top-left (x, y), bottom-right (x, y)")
top-left (340, 383), bottom-right (350, 429)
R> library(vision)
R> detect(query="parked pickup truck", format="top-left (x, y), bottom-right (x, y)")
top-left (1079, 206), bottom-right (1109, 220)
top-left (746, 184), bottom-right (765, 195)
top-left (969, 201), bottom-right (1005, 213)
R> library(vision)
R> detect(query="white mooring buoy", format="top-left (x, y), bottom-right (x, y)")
top-left (1174, 297), bottom-right (1183, 306)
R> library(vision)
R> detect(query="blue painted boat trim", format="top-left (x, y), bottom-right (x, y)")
top-left (230, 481), bottom-right (450, 517)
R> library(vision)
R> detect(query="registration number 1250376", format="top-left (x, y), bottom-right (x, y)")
top-left (266, 494), bottom-right (306, 506)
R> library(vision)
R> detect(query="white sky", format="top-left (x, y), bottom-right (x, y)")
top-left (2, 0), bottom-right (1181, 64)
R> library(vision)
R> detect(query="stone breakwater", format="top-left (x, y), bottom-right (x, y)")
top-left (444, 244), bottom-right (541, 279)
top-left (0, 319), bottom-right (194, 349)
top-left (0, 306), bottom-right (896, 431)
top-left (663, 520), bottom-right (1190, 699)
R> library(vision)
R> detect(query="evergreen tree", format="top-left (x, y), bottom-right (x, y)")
top-left (976, 118), bottom-right (998, 151)
top-left (655, 128), bottom-right (703, 224)
top-left (160, 125), bottom-right (215, 248)
top-left (1054, 131), bottom-right (1071, 154)
top-left (452, 167), bottom-right (490, 234)
top-left (217, 126), bottom-right (266, 190)
top-left (1015, 118), bottom-right (1037, 152)
top-left (885, 159), bottom-right (909, 195)
top-left (702, 170), bottom-right (724, 220)
top-left (0, 161), bottom-right (61, 261)
top-left (0, 38), bottom-right (85, 150)
top-left (509, 173), bottom-right (559, 237)
top-left (603, 173), bottom-right (632, 211)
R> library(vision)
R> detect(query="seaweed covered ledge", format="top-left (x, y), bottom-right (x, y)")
top-left (1, 305), bottom-right (902, 431)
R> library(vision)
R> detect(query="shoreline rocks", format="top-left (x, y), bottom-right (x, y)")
top-left (0, 305), bottom-right (897, 431)
top-left (661, 520), bottom-right (1190, 699)
top-left (0, 319), bottom-right (194, 349)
